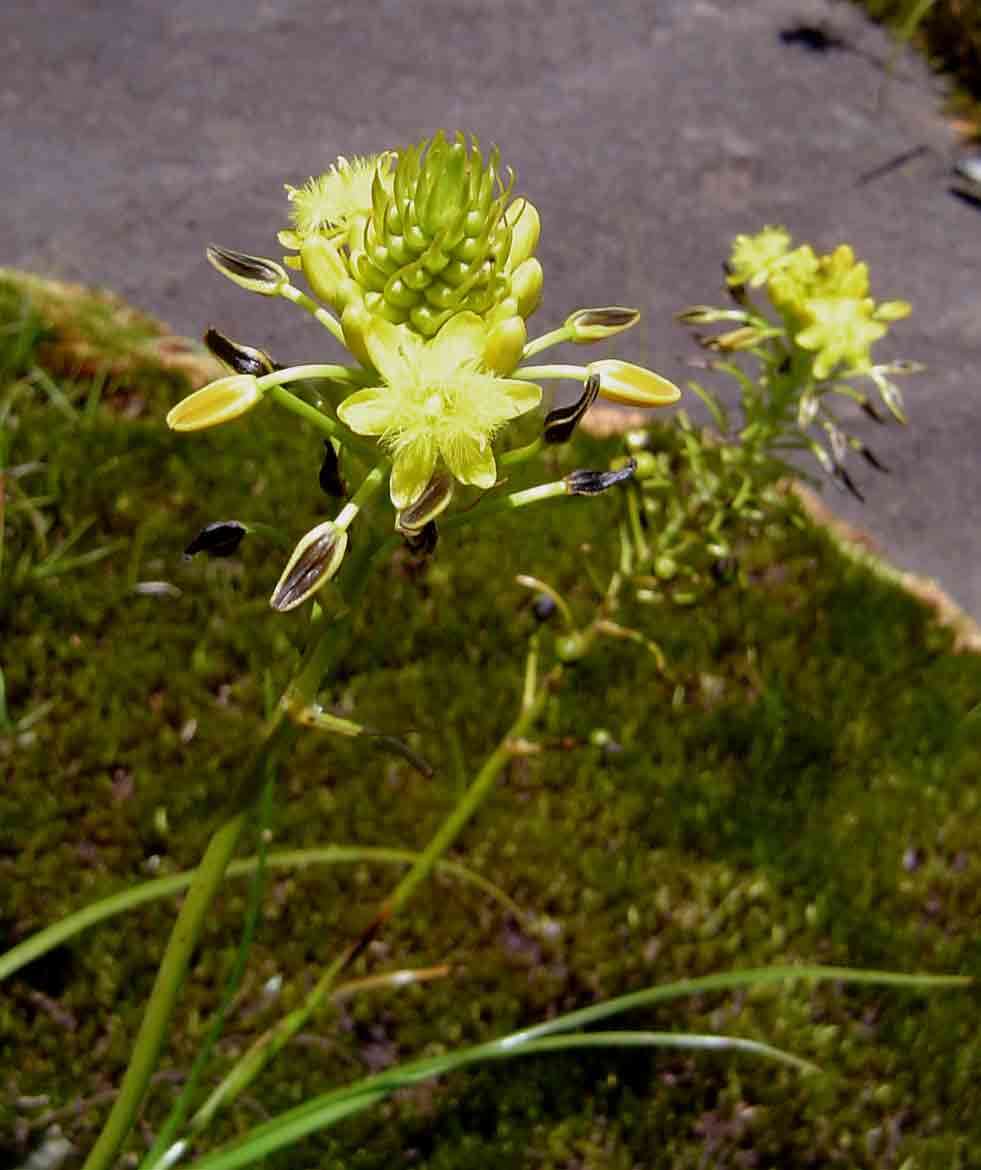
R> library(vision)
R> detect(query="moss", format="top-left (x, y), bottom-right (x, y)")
top-left (1, 277), bottom-right (979, 1168)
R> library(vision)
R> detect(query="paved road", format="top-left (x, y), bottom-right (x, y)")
top-left (2, 0), bottom-right (979, 615)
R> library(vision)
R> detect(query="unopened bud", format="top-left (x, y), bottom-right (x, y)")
top-left (589, 360), bottom-right (682, 408)
top-left (484, 315), bottom-right (527, 375)
top-left (506, 198), bottom-right (541, 271)
top-left (206, 245), bottom-right (289, 296)
top-left (270, 521), bottom-right (348, 612)
top-left (301, 236), bottom-right (356, 309)
top-left (166, 374), bottom-right (261, 431)
top-left (564, 459), bottom-right (636, 496)
top-left (705, 326), bottom-right (764, 352)
top-left (566, 306), bottom-right (641, 343)
top-left (204, 328), bottom-right (278, 377)
top-left (184, 521), bottom-right (248, 559)
top-left (544, 374), bottom-right (600, 445)
top-left (510, 257), bottom-right (543, 319)
top-left (396, 473), bottom-right (454, 533)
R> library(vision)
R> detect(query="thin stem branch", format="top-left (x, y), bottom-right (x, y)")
top-left (264, 386), bottom-right (384, 464)
top-left (277, 286), bottom-right (345, 344)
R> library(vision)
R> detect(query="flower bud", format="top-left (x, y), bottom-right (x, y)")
top-left (204, 327), bottom-right (278, 377)
top-left (544, 374), bottom-right (600, 445)
top-left (873, 300), bottom-right (912, 322)
top-left (396, 473), bottom-right (455, 533)
top-left (506, 199), bottom-right (541, 271)
top-left (270, 521), bottom-right (348, 612)
top-left (166, 375), bottom-right (261, 431)
top-left (509, 257), bottom-right (543, 319)
top-left (484, 315), bottom-right (527, 375)
top-left (184, 521), bottom-right (248, 559)
top-left (206, 245), bottom-right (289, 296)
top-left (301, 236), bottom-right (356, 310)
top-left (588, 360), bottom-right (682, 408)
top-left (565, 306), bottom-right (640, 343)
top-left (564, 459), bottom-right (636, 496)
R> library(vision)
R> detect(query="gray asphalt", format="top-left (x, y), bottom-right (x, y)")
top-left (3, 0), bottom-right (979, 616)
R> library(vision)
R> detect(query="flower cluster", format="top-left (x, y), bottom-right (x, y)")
top-left (726, 226), bottom-right (910, 379)
top-left (168, 132), bottom-right (682, 613)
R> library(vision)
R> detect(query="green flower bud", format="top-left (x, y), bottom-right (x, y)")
top-left (566, 306), bottom-right (641, 343)
top-left (505, 199), bottom-right (541, 271)
top-left (270, 521), bottom-right (348, 612)
top-left (510, 257), bottom-right (543, 320)
top-left (484, 315), bottom-right (527, 374)
top-left (346, 132), bottom-right (532, 336)
top-left (206, 245), bottom-right (289, 296)
top-left (301, 236), bottom-right (356, 310)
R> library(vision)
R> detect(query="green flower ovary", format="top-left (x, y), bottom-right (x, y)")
top-left (349, 132), bottom-right (524, 337)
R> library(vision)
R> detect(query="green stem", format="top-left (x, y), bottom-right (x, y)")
top-left (186, 650), bottom-right (562, 1139)
top-left (521, 325), bottom-right (572, 359)
top-left (512, 363), bottom-right (587, 383)
top-left (140, 770), bottom-right (277, 1170)
top-left (264, 385), bottom-right (383, 463)
top-left (257, 364), bottom-right (365, 391)
top-left (80, 808), bottom-right (251, 1170)
top-left (82, 522), bottom-right (386, 1170)
top-left (277, 285), bottom-right (346, 345)
top-left (498, 437), bottom-right (544, 467)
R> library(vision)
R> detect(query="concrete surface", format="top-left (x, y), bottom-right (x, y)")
top-left (2, 0), bottom-right (979, 616)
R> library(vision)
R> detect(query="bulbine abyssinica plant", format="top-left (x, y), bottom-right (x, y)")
top-left (6, 147), bottom-right (966, 1170)
top-left (77, 131), bottom-right (681, 1170)
top-left (609, 226), bottom-right (921, 607)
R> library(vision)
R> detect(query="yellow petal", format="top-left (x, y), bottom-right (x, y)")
top-left (390, 440), bottom-right (438, 510)
top-left (588, 360), bottom-right (682, 408)
top-left (442, 434), bottom-right (497, 490)
top-left (166, 375), bottom-right (261, 431)
top-left (336, 388), bottom-right (393, 436)
top-left (499, 379), bottom-right (542, 419)
top-left (431, 311), bottom-right (488, 369)
top-left (362, 314), bottom-right (421, 385)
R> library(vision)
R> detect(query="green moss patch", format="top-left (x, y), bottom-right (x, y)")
top-left (1, 277), bottom-right (978, 1169)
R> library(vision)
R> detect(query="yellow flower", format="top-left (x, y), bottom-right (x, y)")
top-left (727, 226), bottom-right (793, 288)
top-left (281, 154), bottom-right (393, 246)
top-left (337, 312), bottom-right (541, 508)
top-left (795, 296), bottom-right (887, 379)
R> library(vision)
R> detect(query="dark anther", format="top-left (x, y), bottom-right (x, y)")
top-left (319, 440), bottom-right (346, 498)
top-left (544, 374), bottom-right (601, 445)
top-left (833, 465), bottom-right (865, 502)
top-left (777, 355), bottom-right (792, 375)
top-left (861, 400), bottom-right (887, 425)
top-left (184, 521), bottom-right (248, 559)
top-left (532, 594), bottom-right (557, 623)
top-left (564, 458), bottom-right (637, 496)
top-left (710, 556), bottom-right (739, 585)
top-left (859, 445), bottom-right (889, 473)
top-left (204, 327), bottom-right (279, 377)
top-left (779, 24), bottom-right (847, 53)
top-left (404, 520), bottom-right (438, 557)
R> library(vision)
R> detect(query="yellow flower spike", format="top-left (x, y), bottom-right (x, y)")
top-left (484, 315), bottom-right (527, 374)
top-left (269, 521), bottom-right (349, 612)
top-left (166, 375), bottom-right (261, 432)
top-left (727, 225), bottom-right (793, 288)
top-left (588, 359), bottom-right (682, 408)
top-left (510, 257), bottom-right (544, 319)
top-left (566, 307), bottom-right (641, 343)
top-left (337, 312), bottom-right (542, 509)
